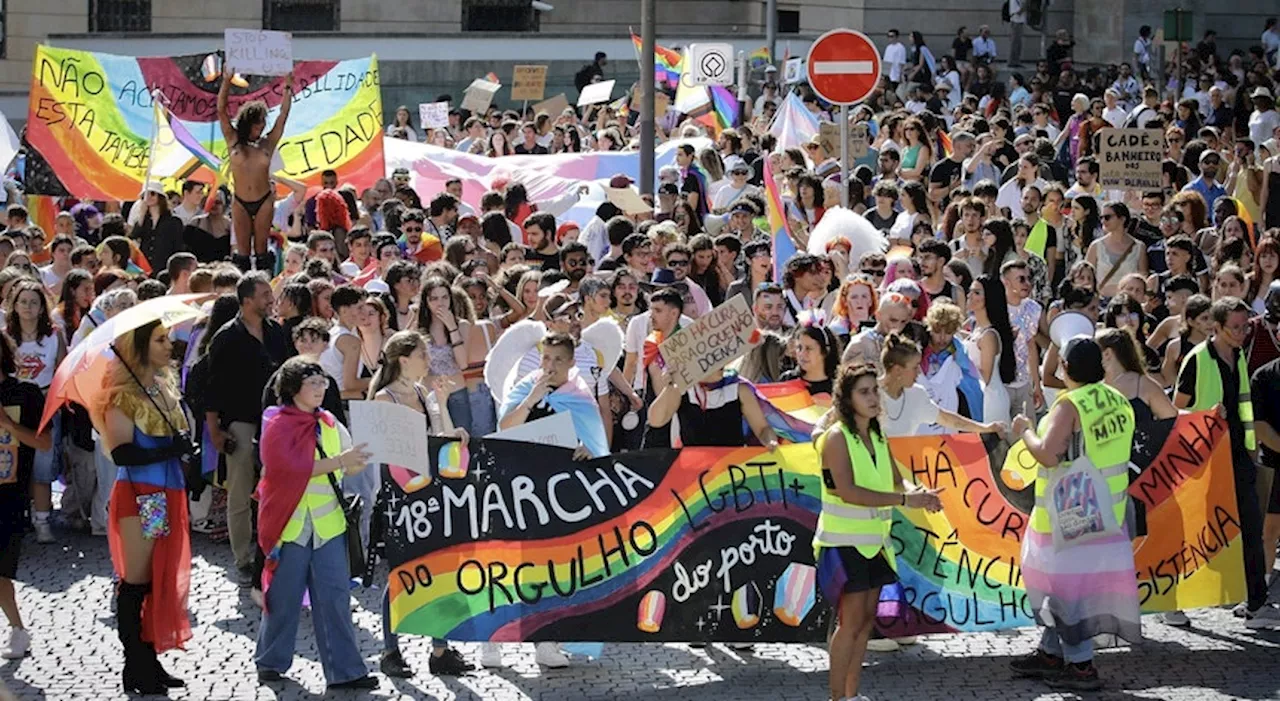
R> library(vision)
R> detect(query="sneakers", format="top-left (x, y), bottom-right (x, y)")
top-left (1232, 602), bottom-right (1250, 618)
top-left (892, 635), bottom-right (918, 645)
top-left (257, 669), bottom-right (284, 684)
top-left (2, 627), bottom-right (30, 659)
top-left (33, 521), bottom-right (54, 544)
top-left (235, 566), bottom-right (254, 589)
top-left (380, 650), bottom-right (413, 679)
top-left (1244, 605), bottom-right (1280, 629)
top-left (1046, 661), bottom-right (1103, 691)
top-left (1009, 649), bottom-right (1064, 678)
top-left (534, 642), bottom-right (570, 668)
top-left (427, 647), bottom-right (474, 676)
top-left (1162, 610), bottom-right (1191, 627)
top-left (865, 638), bottom-right (900, 652)
top-left (480, 642), bottom-right (503, 668)
top-left (249, 588), bottom-right (264, 610)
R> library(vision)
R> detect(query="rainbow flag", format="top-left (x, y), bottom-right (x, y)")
top-left (631, 33), bottom-right (684, 90)
top-left (743, 379), bottom-right (830, 444)
top-left (763, 158), bottom-right (796, 282)
top-left (749, 47), bottom-right (771, 70)
top-left (25, 194), bottom-right (59, 235)
top-left (26, 45), bottom-right (385, 200)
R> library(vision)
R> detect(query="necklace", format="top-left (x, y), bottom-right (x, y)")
top-left (883, 386), bottom-right (907, 422)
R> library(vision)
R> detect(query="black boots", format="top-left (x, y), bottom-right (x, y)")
top-left (231, 253), bottom-right (252, 273)
top-left (117, 581), bottom-right (184, 695)
top-left (253, 251), bottom-right (276, 275)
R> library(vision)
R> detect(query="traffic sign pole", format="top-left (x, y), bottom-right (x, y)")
top-left (840, 105), bottom-right (849, 208)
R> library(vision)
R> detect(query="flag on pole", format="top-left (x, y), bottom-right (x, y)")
top-left (764, 158), bottom-right (796, 282)
top-left (630, 32), bottom-right (684, 91)
top-left (768, 91), bottom-right (820, 151)
top-left (749, 47), bottom-right (771, 70)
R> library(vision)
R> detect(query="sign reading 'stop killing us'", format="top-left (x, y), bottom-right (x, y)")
top-left (1098, 128), bottom-right (1163, 191)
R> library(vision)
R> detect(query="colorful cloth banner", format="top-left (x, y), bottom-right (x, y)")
top-left (382, 137), bottom-right (711, 230)
top-left (26, 45), bottom-right (384, 200)
top-left (382, 412), bottom-right (1243, 642)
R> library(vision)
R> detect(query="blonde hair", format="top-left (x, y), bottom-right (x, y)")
top-left (924, 300), bottom-right (965, 337)
top-left (97, 321), bottom-right (184, 432)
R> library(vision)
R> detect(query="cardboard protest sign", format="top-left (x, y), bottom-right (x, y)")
top-left (848, 123), bottom-right (870, 158)
top-left (348, 400), bottom-right (431, 474)
top-left (486, 411), bottom-right (577, 449)
top-left (26, 46), bottom-right (384, 200)
top-left (632, 86), bottom-right (671, 119)
top-left (224, 29), bottom-right (292, 76)
top-left (419, 101), bottom-right (449, 129)
top-left (531, 93), bottom-right (571, 118)
top-left (605, 186), bottom-right (653, 215)
top-left (1098, 128), bottom-right (1163, 191)
top-left (817, 122), bottom-right (840, 158)
top-left (461, 79), bottom-right (502, 114)
top-left (578, 80), bottom-right (616, 107)
top-left (382, 412), bottom-right (1242, 642)
top-left (658, 296), bottom-right (758, 390)
top-left (783, 58), bottom-right (805, 84)
top-left (511, 65), bottom-right (548, 102)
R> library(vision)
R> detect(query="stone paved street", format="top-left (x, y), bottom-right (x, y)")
top-left (2, 530), bottom-right (1279, 700)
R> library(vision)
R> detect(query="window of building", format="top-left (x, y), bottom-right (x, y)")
top-left (463, 0), bottom-right (539, 32)
top-left (266, 0), bottom-right (339, 32)
top-left (90, 0), bottom-right (151, 32)
top-left (777, 9), bottom-right (800, 34)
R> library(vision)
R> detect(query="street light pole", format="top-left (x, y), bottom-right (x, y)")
top-left (765, 0), bottom-right (777, 66)
top-left (640, 0), bottom-right (656, 195)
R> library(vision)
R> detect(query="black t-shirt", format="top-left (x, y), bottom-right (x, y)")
top-left (952, 37), bottom-right (972, 61)
top-left (525, 400), bottom-right (559, 424)
top-left (929, 158), bottom-right (965, 207)
top-left (780, 370), bottom-right (834, 398)
top-left (526, 248), bottom-right (561, 271)
top-left (514, 143), bottom-right (548, 155)
top-left (0, 378), bottom-right (45, 531)
top-left (864, 208), bottom-right (896, 233)
top-left (1252, 358), bottom-right (1280, 468)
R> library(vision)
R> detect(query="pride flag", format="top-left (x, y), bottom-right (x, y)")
top-left (630, 33), bottom-right (684, 90)
top-left (763, 158), bottom-right (796, 282)
top-left (749, 47), bottom-right (771, 70)
top-left (743, 379), bottom-right (830, 444)
top-left (26, 45), bottom-right (385, 200)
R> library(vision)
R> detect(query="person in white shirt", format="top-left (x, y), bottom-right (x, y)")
top-left (1110, 63), bottom-right (1141, 111)
top-left (882, 29), bottom-right (908, 89)
top-left (1134, 26), bottom-right (1154, 80)
top-left (1263, 17), bottom-right (1280, 67)
top-left (879, 332), bottom-right (1006, 438)
top-left (1008, 0), bottom-right (1027, 67)
top-left (754, 83), bottom-right (779, 115)
top-left (710, 162), bottom-right (760, 212)
top-left (170, 181), bottom-right (205, 225)
top-left (972, 25), bottom-right (997, 64)
top-left (1102, 89), bottom-right (1128, 128)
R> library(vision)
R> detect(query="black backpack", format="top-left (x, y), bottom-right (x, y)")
top-left (1001, 1), bottom-right (1011, 22)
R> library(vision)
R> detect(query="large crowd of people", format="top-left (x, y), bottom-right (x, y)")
top-left (0, 16), bottom-right (1279, 701)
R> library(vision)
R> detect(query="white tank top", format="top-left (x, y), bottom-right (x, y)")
top-left (319, 325), bottom-right (365, 392)
top-left (16, 334), bottom-right (58, 390)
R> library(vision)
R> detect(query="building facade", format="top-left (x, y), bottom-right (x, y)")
top-left (0, 0), bottom-right (1273, 117)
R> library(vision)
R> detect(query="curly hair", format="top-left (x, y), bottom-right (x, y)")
top-left (315, 189), bottom-right (351, 233)
top-left (234, 100), bottom-right (268, 145)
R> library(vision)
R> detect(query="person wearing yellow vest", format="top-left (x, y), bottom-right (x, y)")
top-left (1020, 184), bottom-right (1060, 285)
top-left (1010, 337), bottom-right (1141, 691)
top-left (255, 358), bottom-right (378, 691)
top-left (1174, 297), bottom-right (1280, 629)
top-left (816, 363), bottom-right (942, 701)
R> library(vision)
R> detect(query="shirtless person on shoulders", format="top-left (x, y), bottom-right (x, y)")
top-left (218, 69), bottom-right (294, 272)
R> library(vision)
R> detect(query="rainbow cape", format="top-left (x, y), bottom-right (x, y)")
top-left (742, 379), bottom-right (831, 444)
top-left (499, 369), bottom-right (609, 458)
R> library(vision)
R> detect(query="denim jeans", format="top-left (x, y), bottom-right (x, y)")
top-left (446, 388), bottom-right (474, 435)
top-left (255, 535), bottom-right (368, 685)
top-left (92, 437), bottom-right (116, 532)
top-left (1039, 627), bottom-right (1093, 664)
top-left (467, 383), bottom-right (497, 436)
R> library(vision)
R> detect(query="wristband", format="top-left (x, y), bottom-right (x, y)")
top-left (900, 493), bottom-right (907, 507)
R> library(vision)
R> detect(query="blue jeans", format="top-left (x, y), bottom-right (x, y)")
top-left (446, 388), bottom-right (473, 435)
top-left (467, 383), bottom-right (497, 436)
top-left (1039, 627), bottom-right (1093, 664)
top-left (256, 535), bottom-right (368, 685)
top-left (382, 586), bottom-right (446, 654)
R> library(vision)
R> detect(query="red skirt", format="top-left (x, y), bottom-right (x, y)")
top-left (109, 483), bottom-right (193, 653)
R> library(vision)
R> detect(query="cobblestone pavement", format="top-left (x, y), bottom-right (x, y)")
top-left (2, 530), bottom-right (1279, 701)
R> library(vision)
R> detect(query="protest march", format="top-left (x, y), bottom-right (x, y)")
top-left (0, 12), bottom-right (1279, 701)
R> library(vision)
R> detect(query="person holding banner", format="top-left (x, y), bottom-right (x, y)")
top-left (218, 70), bottom-right (294, 273)
top-left (880, 333), bottom-right (1007, 438)
top-left (1010, 336), bottom-right (1141, 691)
top-left (365, 330), bottom-right (472, 679)
top-left (816, 362), bottom-right (942, 701)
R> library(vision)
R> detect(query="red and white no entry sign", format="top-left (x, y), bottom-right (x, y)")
top-left (805, 28), bottom-right (881, 106)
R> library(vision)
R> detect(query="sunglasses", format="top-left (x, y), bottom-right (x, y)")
top-left (861, 267), bottom-right (886, 277)
top-left (667, 259), bottom-right (690, 267)
top-left (1101, 213), bottom-right (1115, 221)
top-left (402, 226), bottom-right (423, 233)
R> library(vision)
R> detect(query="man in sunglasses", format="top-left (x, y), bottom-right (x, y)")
top-left (558, 242), bottom-right (591, 295)
top-left (662, 242), bottom-right (712, 317)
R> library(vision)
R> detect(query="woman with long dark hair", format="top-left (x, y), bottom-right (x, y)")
top-left (964, 275), bottom-right (1015, 425)
top-left (816, 362), bottom-right (942, 701)
top-left (1062, 195), bottom-right (1101, 275)
top-left (98, 320), bottom-right (197, 693)
top-left (132, 186), bottom-right (186, 273)
top-left (7, 281), bottom-right (65, 544)
top-left (982, 219), bottom-right (1018, 278)
top-left (53, 268), bottom-right (94, 340)
top-left (781, 324), bottom-right (840, 398)
top-left (367, 331), bottom-right (471, 678)
top-left (416, 276), bottom-right (475, 433)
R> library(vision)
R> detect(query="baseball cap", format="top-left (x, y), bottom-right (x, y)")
top-left (1062, 337), bottom-right (1104, 384)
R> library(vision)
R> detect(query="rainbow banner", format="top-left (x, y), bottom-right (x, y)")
top-left (763, 158), bottom-right (796, 283)
top-left (26, 45), bottom-right (384, 200)
top-left (382, 412), bottom-right (1244, 642)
